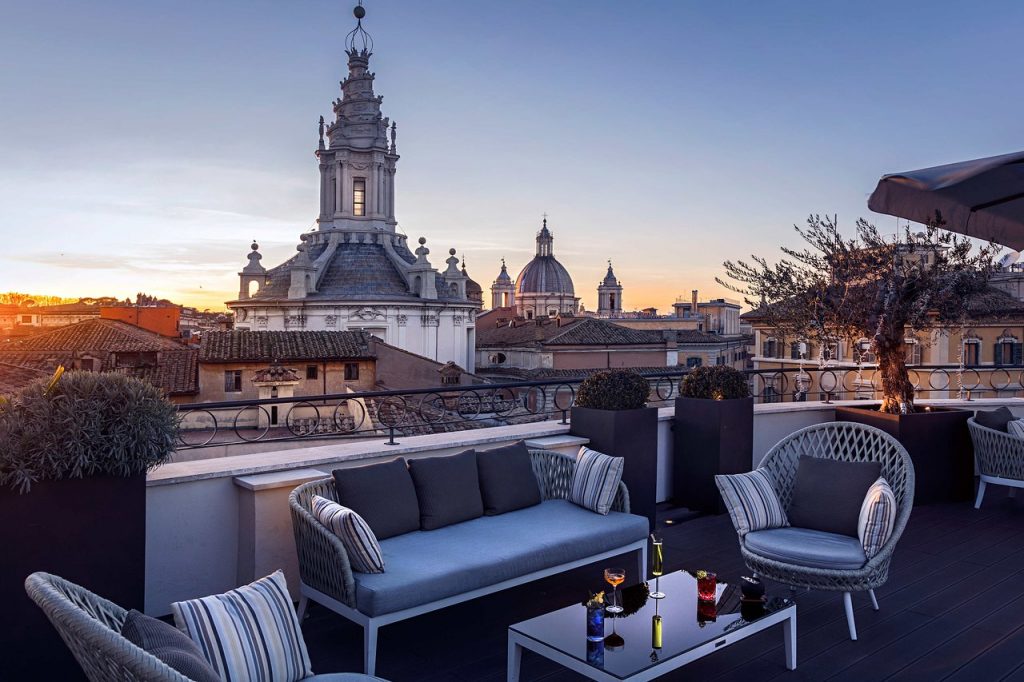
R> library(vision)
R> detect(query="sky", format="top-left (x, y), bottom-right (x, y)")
top-left (1, 0), bottom-right (1021, 312)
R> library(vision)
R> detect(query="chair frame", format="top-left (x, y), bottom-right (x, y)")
top-left (736, 421), bottom-right (915, 641)
top-left (967, 417), bottom-right (1024, 508)
top-left (24, 571), bottom-right (193, 682)
top-left (289, 448), bottom-right (647, 677)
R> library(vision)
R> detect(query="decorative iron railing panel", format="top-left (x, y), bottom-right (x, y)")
top-left (174, 365), bottom-right (1015, 450)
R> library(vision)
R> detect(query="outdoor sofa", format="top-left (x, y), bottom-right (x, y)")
top-left (289, 448), bottom-right (649, 676)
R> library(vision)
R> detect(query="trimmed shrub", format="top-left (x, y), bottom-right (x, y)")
top-left (0, 371), bottom-right (179, 493)
top-left (680, 365), bottom-right (751, 400)
top-left (575, 370), bottom-right (650, 411)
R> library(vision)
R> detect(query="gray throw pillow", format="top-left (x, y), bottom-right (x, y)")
top-left (787, 456), bottom-right (882, 538)
top-left (975, 407), bottom-right (1014, 432)
top-left (476, 442), bottom-right (542, 515)
top-left (332, 458), bottom-right (420, 539)
top-left (408, 449), bottom-right (484, 530)
top-left (121, 610), bottom-right (221, 682)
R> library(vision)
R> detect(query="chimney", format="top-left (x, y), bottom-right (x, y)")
top-left (692, 289), bottom-right (699, 311)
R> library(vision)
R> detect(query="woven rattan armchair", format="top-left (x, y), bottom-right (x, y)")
top-left (968, 417), bottom-right (1024, 508)
top-left (24, 572), bottom-right (193, 682)
top-left (736, 421), bottom-right (915, 641)
top-left (289, 448), bottom-right (640, 676)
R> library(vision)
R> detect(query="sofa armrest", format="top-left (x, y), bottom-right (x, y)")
top-left (528, 449), bottom-right (631, 513)
top-left (288, 478), bottom-right (357, 608)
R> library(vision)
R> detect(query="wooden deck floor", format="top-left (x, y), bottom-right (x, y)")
top-left (303, 491), bottom-right (1024, 681)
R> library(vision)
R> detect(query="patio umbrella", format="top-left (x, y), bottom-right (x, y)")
top-left (868, 151), bottom-right (1024, 250)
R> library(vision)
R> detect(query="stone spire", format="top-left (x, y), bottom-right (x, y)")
top-left (238, 241), bottom-right (268, 300)
top-left (490, 258), bottom-right (515, 309)
top-left (597, 259), bottom-right (623, 316)
top-left (315, 3), bottom-right (398, 231)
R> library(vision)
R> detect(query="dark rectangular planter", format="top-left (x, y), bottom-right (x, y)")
top-left (673, 397), bottom-right (754, 514)
top-left (835, 405), bottom-right (973, 505)
top-left (0, 474), bottom-right (147, 680)
top-left (570, 406), bottom-right (659, 531)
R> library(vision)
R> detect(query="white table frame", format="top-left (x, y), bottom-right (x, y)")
top-left (508, 602), bottom-right (796, 681)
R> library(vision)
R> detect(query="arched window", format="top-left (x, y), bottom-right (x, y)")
top-left (995, 331), bottom-right (1021, 366)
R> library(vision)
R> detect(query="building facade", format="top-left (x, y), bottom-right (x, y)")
top-left (227, 10), bottom-right (478, 371)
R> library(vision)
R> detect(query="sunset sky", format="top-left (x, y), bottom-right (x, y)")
top-left (2, 0), bottom-right (1021, 311)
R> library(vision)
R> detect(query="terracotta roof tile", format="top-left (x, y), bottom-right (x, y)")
top-left (200, 330), bottom-right (374, 362)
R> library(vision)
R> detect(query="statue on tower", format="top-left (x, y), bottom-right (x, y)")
top-left (318, 115), bottom-right (325, 148)
top-left (390, 121), bottom-right (397, 152)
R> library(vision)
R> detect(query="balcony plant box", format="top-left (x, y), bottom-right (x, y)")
top-left (0, 371), bottom-right (177, 679)
top-left (569, 370), bottom-right (658, 531)
top-left (834, 404), bottom-right (972, 504)
top-left (673, 366), bottom-right (753, 514)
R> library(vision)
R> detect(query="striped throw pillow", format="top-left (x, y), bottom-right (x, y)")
top-left (171, 570), bottom-right (312, 682)
top-left (1008, 419), bottom-right (1024, 439)
top-left (715, 470), bottom-right (788, 537)
top-left (311, 495), bottom-right (385, 573)
top-left (569, 446), bottom-right (624, 515)
top-left (858, 477), bottom-right (897, 558)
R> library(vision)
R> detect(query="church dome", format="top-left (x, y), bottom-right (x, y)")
top-left (515, 219), bottom-right (575, 295)
top-left (515, 257), bottom-right (575, 296)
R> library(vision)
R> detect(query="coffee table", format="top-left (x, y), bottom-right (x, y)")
top-left (507, 570), bottom-right (796, 681)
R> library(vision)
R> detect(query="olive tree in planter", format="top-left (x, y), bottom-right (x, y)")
top-left (719, 213), bottom-right (1000, 503)
top-left (569, 370), bottom-right (658, 531)
top-left (673, 365), bottom-right (753, 513)
top-left (0, 370), bottom-right (178, 679)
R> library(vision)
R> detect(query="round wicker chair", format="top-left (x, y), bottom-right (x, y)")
top-left (739, 421), bottom-right (915, 641)
top-left (24, 571), bottom-right (193, 682)
top-left (967, 416), bottom-right (1024, 508)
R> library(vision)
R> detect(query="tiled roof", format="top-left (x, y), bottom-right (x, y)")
top-left (0, 361), bottom-right (48, 396)
top-left (200, 330), bottom-right (374, 362)
top-left (477, 316), bottom-right (665, 348)
top-left (0, 319), bottom-right (198, 395)
top-left (0, 318), bottom-right (188, 352)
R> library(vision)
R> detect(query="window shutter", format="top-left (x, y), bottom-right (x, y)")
top-left (1014, 343), bottom-right (1023, 366)
top-left (995, 343), bottom-right (1002, 366)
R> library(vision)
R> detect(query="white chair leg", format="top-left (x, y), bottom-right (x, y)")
top-left (843, 592), bottom-right (857, 640)
top-left (364, 623), bottom-right (378, 676)
top-left (296, 596), bottom-right (309, 622)
top-left (975, 479), bottom-right (987, 509)
top-left (868, 589), bottom-right (879, 611)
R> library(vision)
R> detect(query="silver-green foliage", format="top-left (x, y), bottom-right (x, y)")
top-left (0, 371), bottom-right (179, 493)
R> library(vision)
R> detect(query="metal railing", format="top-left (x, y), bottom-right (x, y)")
top-left (173, 365), bottom-right (1021, 450)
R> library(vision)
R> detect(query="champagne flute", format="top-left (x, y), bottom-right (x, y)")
top-left (604, 567), bottom-right (625, 614)
top-left (650, 535), bottom-right (665, 599)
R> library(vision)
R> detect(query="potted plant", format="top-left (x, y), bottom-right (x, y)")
top-left (720, 213), bottom-right (1000, 503)
top-left (570, 370), bottom-right (658, 530)
top-left (673, 365), bottom-right (753, 513)
top-left (0, 370), bottom-right (179, 679)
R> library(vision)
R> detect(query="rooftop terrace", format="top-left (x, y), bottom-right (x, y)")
top-left (302, 497), bottom-right (1024, 681)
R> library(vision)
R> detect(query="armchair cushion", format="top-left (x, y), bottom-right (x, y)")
top-left (312, 495), bottom-right (385, 573)
top-left (171, 570), bottom-right (313, 682)
top-left (715, 469), bottom-right (788, 536)
top-left (121, 609), bottom-right (221, 682)
top-left (477, 441), bottom-right (542, 515)
top-left (1007, 418), bottom-right (1024, 439)
top-left (744, 527), bottom-right (867, 570)
top-left (333, 458), bottom-right (420, 540)
top-left (857, 478), bottom-right (896, 558)
top-left (975, 406), bottom-right (1015, 433)
top-left (407, 449), bottom-right (484, 530)
top-left (569, 446), bottom-right (624, 515)
top-left (787, 456), bottom-right (881, 537)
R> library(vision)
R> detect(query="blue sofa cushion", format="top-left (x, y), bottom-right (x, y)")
top-left (744, 527), bottom-right (867, 570)
top-left (354, 499), bottom-right (649, 616)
